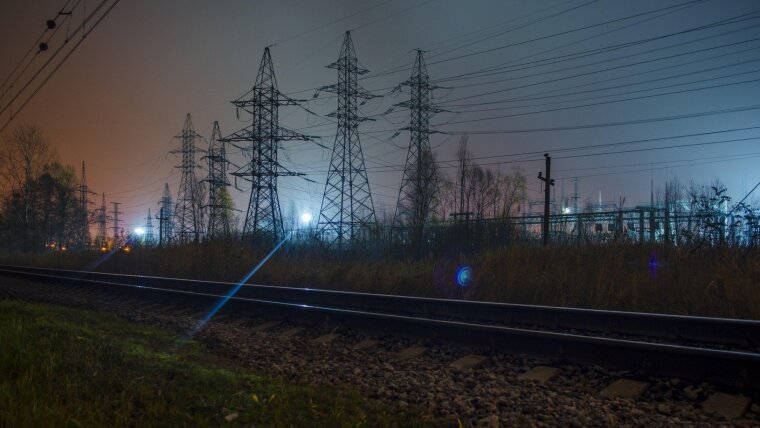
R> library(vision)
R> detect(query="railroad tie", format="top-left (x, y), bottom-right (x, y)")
top-left (449, 355), bottom-right (488, 372)
top-left (702, 392), bottom-right (752, 420)
top-left (517, 366), bottom-right (560, 384)
top-left (600, 379), bottom-right (649, 400)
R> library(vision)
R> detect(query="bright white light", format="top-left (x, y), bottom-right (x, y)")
top-left (300, 212), bottom-right (312, 223)
top-left (134, 227), bottom-right (145, 236)
top-left (562, 207), bottom-right (571, 214)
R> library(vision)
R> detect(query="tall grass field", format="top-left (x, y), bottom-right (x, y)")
top-left (3, 242), bottom-right (760, 319)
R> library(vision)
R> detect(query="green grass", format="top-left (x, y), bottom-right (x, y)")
top-left (0, 299), bottom-right (431, 427)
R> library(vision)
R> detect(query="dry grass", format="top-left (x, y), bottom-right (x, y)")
top-left (3, 242), bottom-right (760, 319)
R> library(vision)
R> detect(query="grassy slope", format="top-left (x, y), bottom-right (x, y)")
top-left (0, 300), bottom-right (430, 427)
top-left (4, 242), bottom-right (760, 319)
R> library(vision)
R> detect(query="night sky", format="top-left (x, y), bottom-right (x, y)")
top-left (2, 0), bottom-right (759, 231)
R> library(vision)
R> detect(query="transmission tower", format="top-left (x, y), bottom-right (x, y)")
top-left (111, 201), bottom-right (123, 244)
top-left (204, 121), bottom-right (231, 239)
top-left (144, 208), bottom-right (155, 246)
top-left (171, 113), bottom-right (204, 244)
top-left (158, 183), bottom-right (173, 246)
top-left (77, 161), bottom-right (96, 248)
top-left (316, 31), bottom-right (378, 248)
top-left (96, 192), bottom-right (109, 249)
top-left (223, 47), bottom-right (312, 243)
top-left (391, 50), bottom-right (443, 237)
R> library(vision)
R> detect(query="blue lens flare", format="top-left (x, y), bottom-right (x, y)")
top-left (82, 248), bottom-right (119, 272)
top-left (187, 232), bottom-right (292, 339)
top-left (456, 266), bottom-right (473, 287)
top-left (649, 251), bottom-right (658, 278)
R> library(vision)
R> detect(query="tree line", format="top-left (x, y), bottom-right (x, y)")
top-left (0, 125), bottom-right (82, 252)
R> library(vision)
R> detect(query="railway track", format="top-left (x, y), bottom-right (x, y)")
top-left (1, 264), bottom-right (759, 394)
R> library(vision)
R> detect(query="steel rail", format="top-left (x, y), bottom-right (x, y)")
top-left (1, 264), bottom-right (757, 349)
top-left (1, 266), bottom-right (759, 392)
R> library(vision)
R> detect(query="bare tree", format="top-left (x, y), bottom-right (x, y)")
top-left (470, 164), bottom-right (498, 220)
top-left (438, 175), bottom-right (456, 221)
top-left (396, 147), bottom-right (441, 248)
top-left (0, 125), bottom-right (56, 250)
top-left (499, 166), bottom-right (527, 218)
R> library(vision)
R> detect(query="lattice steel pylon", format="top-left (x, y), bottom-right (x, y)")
top-left (158, 183), bottom-right (173, 246)
top-left (204, 121), bottom-right (231, 239)
top-left (316, 31), bottom-right (378, 249)
top-left (392, 50), bottom-right (443, 239)
top-left (222, 47), bottom-right (312, 244)
top-left (171, 113), bottom-right (204, 244)
top-left (96, 192), bottom-right (109, 248)
top-left (144, 208), bottom-right (155, 246)
top-left (78, 161), bottom-right (96, 249)
top-left (111, 201), bottom-right (122, 242)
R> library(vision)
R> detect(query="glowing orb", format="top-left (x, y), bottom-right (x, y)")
top-left (300, 212), bottom-right (312, 223)
top-left (134, 227), bottom-right (145, 236)
top-left (456, 266), bottom-right (473, 287)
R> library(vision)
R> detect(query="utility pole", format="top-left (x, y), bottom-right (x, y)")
top-left (111, 201), bottom-right (122, 244)
top-left (572, 177), bottom-right (579, 213)
top-left (156, 207), bottom-right (166, 248)
top-left (171, 114), bottom-right (204, 244)
top-left (223, 48), bottom-right (311, 244)
top-left (317, 31), bottom-right (378, 249)
top-left (538, 153), bottom-right (555, 246)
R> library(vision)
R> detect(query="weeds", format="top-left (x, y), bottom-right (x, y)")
top-left (3, 241), bottom-right (760, 319)
top-left (0, 300), bottom-right (430, 427)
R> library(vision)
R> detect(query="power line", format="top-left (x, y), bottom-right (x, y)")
top-left (0, 0), bottom-right (121, 133)
top-left (447, 41), bottom-right (760, 109)
top-left (437, 103), bottom-right (760, 133)
top-left (438, 20), bottom-right (760, 104)
top-left (364, 126), bottom-right (760, 172)
top-left (440, 72), bottom-right (760, 123)
top-left (440, 36), bottom-right (760, 104)
top-left (437, 15), bottom-right (760, 85)
top-left (0, 0), bottom-right (78, 99)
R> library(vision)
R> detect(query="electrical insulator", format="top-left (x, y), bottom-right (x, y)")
top-left (39, 43), bottom-right (48, 52)
top-left (46, 19), bottom-right (56, 29)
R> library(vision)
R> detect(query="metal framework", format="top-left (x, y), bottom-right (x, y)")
top-left (171, 113), bottom-right (204, 244)
top-left (158, 183), bottom-right (173, 246)
top-left (204, 121), bottom-right (231, 239)
top-left (96, 192), bottom-right (109, 248)
top-left (77, 161), bottom-right (96, 248)
top-left (392, 50), bottom-right (442, 238)
top-left (110, 201), bottom-right (122, 242)
top-left (144, 208), bottom-right (155, 246)
top-left (223, 47), bottom-right (311, 243)
top-left (317, 31), bottom-right (377, 248)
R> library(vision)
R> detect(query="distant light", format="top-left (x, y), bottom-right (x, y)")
top-left (562, 207), bottom-right (571, 214)
top-left (134, 227), bottom-right (145, 236)
top-left (300, 212), bottom-right (312, 223)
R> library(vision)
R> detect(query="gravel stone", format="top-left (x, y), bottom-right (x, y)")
top-left (3, 280), bottom-right (760, 427)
